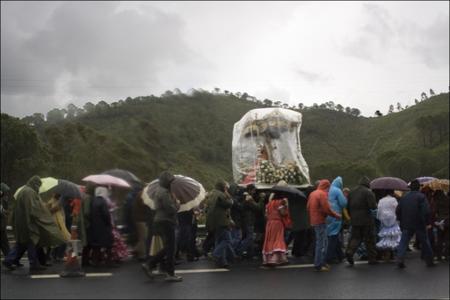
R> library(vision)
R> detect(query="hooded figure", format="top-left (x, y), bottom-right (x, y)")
top-left (345, 176), bottom-right (378, 265)
top-left (142, 171), bottom-right (183, 282)
top-left (153, 171), bottom-right (179, 225)
top-left (347, 176), bottom-right (377, 227)
top-left (326, 177), bottom-right (348, 236)
top-left (307, 180), bottom-right (339, 226)
top-left (307, 179), bottom-right (341, 271)
top-left (12, 176), bottom-right (65, 247)
top-left (88, 186), bottom-right (113, 248)
top-left (206, 180), bottom-right (232, 232)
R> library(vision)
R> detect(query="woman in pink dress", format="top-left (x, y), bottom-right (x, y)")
top-left (262, 197), bottom-right (291, 266)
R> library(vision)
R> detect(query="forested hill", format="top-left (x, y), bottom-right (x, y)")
top-left (1, 91), bottom-right (448, 191)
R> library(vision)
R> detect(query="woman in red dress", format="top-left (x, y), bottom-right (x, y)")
top-left (262, 197), bottom-right (291, 266)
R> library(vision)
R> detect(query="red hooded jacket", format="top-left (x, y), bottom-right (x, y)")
top-left (307, 180), bottom-right (340, 226)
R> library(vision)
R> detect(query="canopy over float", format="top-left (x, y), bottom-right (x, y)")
top-left (232, 108), bottom-right (310, 188)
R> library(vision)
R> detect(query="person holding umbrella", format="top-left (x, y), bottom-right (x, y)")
top-left (396, 179), bottom-right (435, 268)
top-left (345, 176), bottom-right (378, 266)
top-left (236, 184), bottom-right (260, 260)
top-left (88, 187), bottom-right (114, 267)
top-left (142, 171), bottom-right (182, 282)
top-left (208, 180), bottom-right (235, 268)
top-left (3, 176), bottom-right (66, 273)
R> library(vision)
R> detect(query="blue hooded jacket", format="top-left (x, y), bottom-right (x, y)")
top-left (326, 176), bottom-right (347, 236)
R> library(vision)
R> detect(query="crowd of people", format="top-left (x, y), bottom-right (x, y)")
top-left (1, 173), bottom-right (449, 283)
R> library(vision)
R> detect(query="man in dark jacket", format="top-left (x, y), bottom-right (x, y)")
top-left (209, 180), bottom-right (235, 268)
top-left (396, 180), bottom-right (434, 268)
top-left (345, 176), bottom-right (378, 265)
top-left (142, 171), bottom-right (182, 282)
top-left (236, 184), bottom-right (260, 260)
top-left (434, 190), bottom-right (449, 260)
top-left (229, 183), bottom-right (243, 253)
top-left (88, 186), bottom-right (114, 267)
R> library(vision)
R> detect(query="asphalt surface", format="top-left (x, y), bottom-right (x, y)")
top-left (1, 252), bottom-right (449, 299)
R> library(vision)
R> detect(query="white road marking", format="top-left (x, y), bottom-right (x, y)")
top-left (30, 273), bottom-right (113, 279)
top-left (30, 274), bottom-right (60, 279)
top-left (85, 273), bottom-right (113, 277)
top-left (260, 261), bottom-right (372, 269)
top-left (175, 268), bottom-right (229, 274)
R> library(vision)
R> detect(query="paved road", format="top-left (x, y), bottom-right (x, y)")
top-left (1, 252), bottom-right (449, 299)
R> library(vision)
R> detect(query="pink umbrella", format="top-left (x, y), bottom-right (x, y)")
top-left (82, 174), bottom-right (131, 188)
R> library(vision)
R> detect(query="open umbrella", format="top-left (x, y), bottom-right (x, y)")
top-left (370, 177), bottom-right (409, 191)
top-left (39, 177), bottom-right (59, 193)
top-left (82, 174), bottom-right (131, 188)
top-left (423, 179), bottom-right (449, 192)
top-left (1, 182), bottom-right (10, 194)
top-left (142, 175), bottom-right (206, 213)
top-left (14, 178), bottom-right (82, 200)
top-left (44, 179), bottom-right (81, 199)
top-left (270, 185), bottom-right (306, 200)
top-left (102, 169), bottom-right (142, 188)
top-left (415, 177), bottom-right (437, 184)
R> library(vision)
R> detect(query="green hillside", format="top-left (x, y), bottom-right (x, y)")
top-left (1, 91), bottom-right (448, 191)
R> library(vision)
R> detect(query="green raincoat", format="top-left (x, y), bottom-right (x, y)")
top-left (12, 176), bottom-right (65, 247)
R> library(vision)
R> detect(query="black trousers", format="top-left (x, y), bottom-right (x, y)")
top-left (292, 230), bottom-right (311, 257)
top-left (1, 227), bottom-right (10, 257)
top-left (148, 221), bottom-right (176, 276)
top-left (202, 231), bottom-right (215, 255)
top-left (346, 225), bottom-right (377, 263)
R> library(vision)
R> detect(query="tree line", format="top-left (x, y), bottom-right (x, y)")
top-left (18, 87), bottom-right (444, 128)
top-left (20, 88), bottom-right (366, 127)
top-left (375, 89), bottom-right (437, 117)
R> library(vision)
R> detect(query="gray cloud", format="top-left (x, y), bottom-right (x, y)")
top-left (1, 2), bottom-right (447, 118)
top-left (398, 14), bottom-right (449, 69)
top-left (294, 68), bottom-right (330, 84)
top-left (1, 1), bottom-right (203, 117)
top-left (341, 3), bottom-right (394, 62)
top-left (341, 3), bottom-right (449, 69)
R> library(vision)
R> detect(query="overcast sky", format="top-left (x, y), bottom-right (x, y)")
top-left (1, 1), bottom-right (449, 118)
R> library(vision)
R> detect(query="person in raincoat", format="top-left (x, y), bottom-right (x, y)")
top-left (142, 171), bottom-right (183, 282)
top-left (209, 180), bottom-right (235, 268)
top-left (79, 183), bottom-right (95, 266)
top-left (345, 176), bottom-right (378, 266)
top-left (326, 176), bottom-right (348, 264)
top-left (2, 176), bottom-right (66, 273)
top-left (87, 186), bottom-right (114, 267)
top-left (47, 193), bottom-right (71, 262)
top-left (307, 179), bottom-right (341, 272)
top-left (1, 182), bottom-right (11, 258)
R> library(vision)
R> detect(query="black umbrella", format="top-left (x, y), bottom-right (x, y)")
top-left (40, 179), bottom-right (82, 200)
top-left (102, 169), bottom-right (142, 187)
top-left (142, 175), bottom-right (206, 212)
top-left (370, 177), bottom-right (409, 191)
top-left (270, 185), bottom-right (306, 200)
